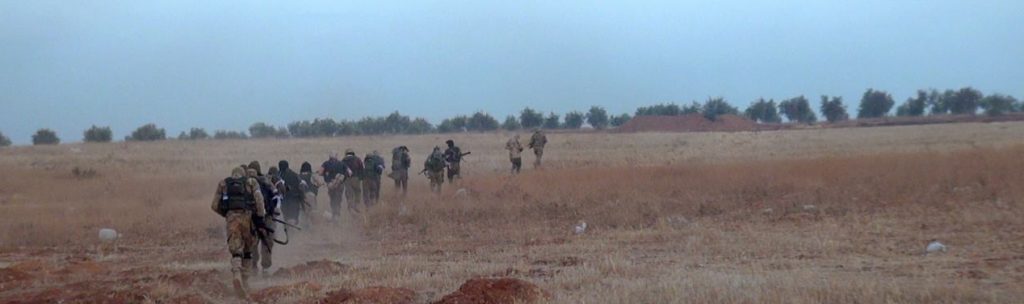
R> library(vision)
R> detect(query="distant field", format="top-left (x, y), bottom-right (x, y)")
top-left (1, 121), bottom-right (1023, 303)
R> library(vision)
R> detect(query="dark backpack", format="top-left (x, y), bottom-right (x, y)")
top-left (223, 177), bottom-right (253, 211)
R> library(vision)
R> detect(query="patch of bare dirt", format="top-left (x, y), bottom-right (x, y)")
top-left (433, 278), bottom-right (549, 304)
top-left (252, 281), bottom-right (323, 303)
top-left (273, 260), bottom-right (351, 278)
top-left (319, 286), bottom-right (417, 304)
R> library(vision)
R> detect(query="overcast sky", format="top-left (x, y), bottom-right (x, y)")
top-left (2, 0), bottom-right (1022, 144)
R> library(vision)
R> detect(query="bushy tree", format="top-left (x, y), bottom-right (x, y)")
top-left (779, 96), bottom-right (817, 123)
top-left (438, 116), bottom-right (469, 133)
top-left (0, 131), bottom-right (11, 147)
top-left (896, 90), bottom-right (928, 117)
top-left (83, 125), bottom-right (112, 143)
top-left (127, 123), bottom-right (166, 141)
top-left (744, 98), bottom-right (781, 123)
top-left (213, 130), bottom-right (248, 139)
top-left (586, 106), bottom-right (609, 129)
top-left (502, 115), bottom-right (521, 131)
top-left (980, 94), bottom-right (1018, 116)
top-left (858, 89), bottom-right (895, 118)
top-left (636, 103), bottom-right (681, 116)
top-left (563, 111), bottom-right (585, 129)
top-left (543, 113), bottom-right (561, 129)
top-left (249, 122), bottom-right (288, 138)
top-left (437, 119), bottom-right (456, 133)
top-left (948, 87), bottom-right (983, 115)
top-left (610, 113), bottom-right (632, 127)
top-left (701, 97), bottom-right (738, 121)
top-left (310, 118), bottom-right (340, 137)
top-left (407, 118), bottom-right (433, 134)
top-left (467, 112), bottom-right (499, 131)
top-left (929, 89), bottom-right (951, 115)
top-left (820, 96), bottom-right (849, 123)
top-left (32, 129), bottom-right (60, 145)
top-left (520, 108), bottom-right (544, 129)
top-left (682, 101), bottom-right (702, 114)
top-left (186, 128), bottom-right (209, 140)
top-left (382, 111), bottom-right (411, 134)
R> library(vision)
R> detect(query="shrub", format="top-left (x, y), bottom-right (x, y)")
top-left (32, 129), bottom-right (60, 145)
top-left (543, 113), bottom-right (561, 129)
top-left (83, 125), bottom-right (113, 143)
top-left (502, 115), bottom-right (521, 131)
top-left (744, 98), bottom-right (781, 123)
top-left (127, 124), bottom-right (166, 141)
top-left (0, 131), bottom-right (11, 147)
top-left (249, 122), bottom-right (288, 138)
top-left (564, 111), bottom-right (585, 129)
top-left (979, 94), bottom-right (1018, 116)
top-left (467, 112), bottom-right (499, 132)
top-left (896, 90), bottom-right (928, 117)
top-left (610, 113), bottom-right (632, 127)
top-left (213, 130), bottom-right (248, 140)
top-left (519, 108), bottom-right (544, 129)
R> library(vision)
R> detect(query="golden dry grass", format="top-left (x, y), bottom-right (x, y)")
top-left (1, 121), bottom-right (1023, 303)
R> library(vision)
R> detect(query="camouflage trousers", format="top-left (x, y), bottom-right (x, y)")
top-left (511, 157), bottom-right (522, 174)
top-left (363, 176), bottom-right (381, 206)
top-left (248, 214), bottom-right (274, 271)
top-left (533, 147), bottom-right (544, 168)
top-left (427, 170), bottom-right (444, 193)
top-left (343, 177), bottom-right (362, 212)
top-left (391, 169), bottom-right (409, 195)
top-left (446, 162), bottom-right (461, 182)
top-left (225, 210), bottom-right (256, 293)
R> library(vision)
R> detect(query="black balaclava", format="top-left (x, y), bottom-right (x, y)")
top-left (278, 160), bottom-right (290, 173)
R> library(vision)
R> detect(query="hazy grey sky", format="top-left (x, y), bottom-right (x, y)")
top-left (2, 0), bottom-right (1022, 144)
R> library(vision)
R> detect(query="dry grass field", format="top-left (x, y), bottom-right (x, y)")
top-left (2, 122), bottom-right (1024, 303)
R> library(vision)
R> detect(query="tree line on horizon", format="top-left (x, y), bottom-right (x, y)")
top-left (1, 87), bottom-right (1018, 146)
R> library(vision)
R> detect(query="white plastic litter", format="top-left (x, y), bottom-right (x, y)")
top-left (98, 228), bottom-right (120, 242)
top-left (926, 240), bottom-right (948, 254)
top-left (574, 221), bottom-right (587, 235)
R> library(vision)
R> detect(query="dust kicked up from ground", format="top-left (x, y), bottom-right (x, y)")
top-left (1, 122), bottom-right (1024, 303)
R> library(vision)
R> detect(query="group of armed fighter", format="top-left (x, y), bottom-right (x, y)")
top-left (210, 130), bottom-right (547, 298)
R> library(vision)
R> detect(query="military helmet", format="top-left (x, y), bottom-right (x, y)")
top-left (345, 148), bottom-right (355, 156)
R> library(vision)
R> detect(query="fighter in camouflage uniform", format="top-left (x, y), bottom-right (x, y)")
top-left (211, 166), bottom-right (266, 298)
top-left (506, 134), bottom-right (524, 174)
top-left (244, 162), bottom-right (279, 273)
top-left (528, 129), bottom-right (548, 168)
top-left (424, 146), bottom-right (446, 193)
top-left (443, 139), bottom-right (464, 183)
top-left (362, 151), bottom-right (386, 207)
top-left (390, 146), bottom-right (412, 196)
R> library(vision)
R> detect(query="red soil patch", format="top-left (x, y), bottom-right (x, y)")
top-left (0, 268), bottom-right (32, 283)
top-left (616, 114), bottom-right (759, 133)
top-left (273, 260), bottom-right (351, 278)
top-left (9, 259), bottom-right (48, 273)
top-left (252, 281), bottom-right (323, 303)
top-left (319, 286), bottom-right (417, 304)
top-left (433, 278), bottom-right (550, 304)
top-left (54, 258), bottom-right (108, 276)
